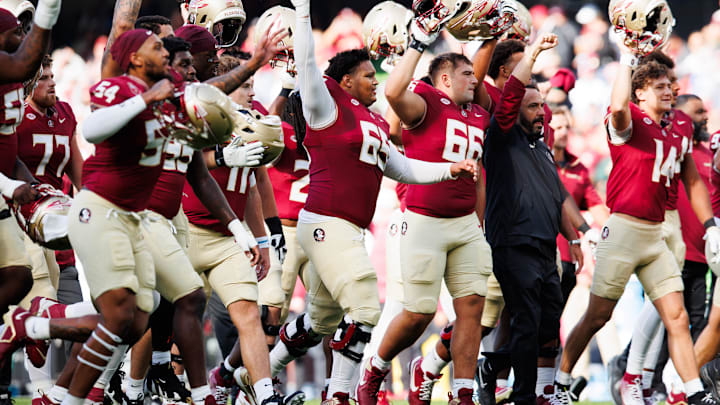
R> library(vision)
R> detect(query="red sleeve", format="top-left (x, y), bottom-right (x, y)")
top-left (89, 78), bottom-right (135, 108)
top-left (494, 75), bottom-right (525, 133)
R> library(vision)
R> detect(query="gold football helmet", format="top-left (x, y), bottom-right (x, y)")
top-left (0, 0), bottom-right (33, 32)
top-left (412, 0), bottom-right (471, 35)
top-left (187, 0), bottom-right (246, 48)
top-left (609, 0), bottom-right (674, 55)
top-left (501, 0), bottom-right (531, 43)
top-left (446, 0), bottom-right (515, 42)
top-left (232, 109), bottom-right (284, 166)
top-left (254, 6), bottom-right (296, 75)
top-left (363, 1), bottom-right (413, 67)
top-left (13, 184), bottom-right (72, 250)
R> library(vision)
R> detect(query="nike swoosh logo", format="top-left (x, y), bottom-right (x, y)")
top-left (677, 120), bottom-right (686, 124)
top-left (15, 313), bottom-right (24, 321)
top-left (59, 118), bottom-right (66, 123)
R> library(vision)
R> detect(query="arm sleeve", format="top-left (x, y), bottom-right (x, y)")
top-left (82, 95), bottom-right (147, 144)
top-left (606, 116), bottom-right (633, 145)
top-left (0, 172), bottom-right (24, 199)
top-left (295, 5), bottom-right (336, 129)
top-left (384, 143), bottom-right (456, 184)
top-left (494, 76), bottom-right (526, 133)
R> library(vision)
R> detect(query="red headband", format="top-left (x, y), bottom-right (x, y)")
top-left (175, 25), bottom-right (218, 54)
top-left (0, 8), bottom-right (19, 35)
top-left (110, 29), bottom-right (154, 72)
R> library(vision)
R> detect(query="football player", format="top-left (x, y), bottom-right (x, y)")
top-left (553, 42), bottom-right (719, 405)
top-left (267, 1), bottom-right (477, 404)
top-left (357, 15), bottom-right (493, 405)
top-left (0, 0), bottom-right (62, 322)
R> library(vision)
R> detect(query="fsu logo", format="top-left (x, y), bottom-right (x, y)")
top-left (440, 98), bottom-right (451, 105)
top-left (389, 223), bottom-right (398, 236)
top-left (26, 113), bottom-right (36, 120)
top-left (643, 117), bottom-right (653, 125)
top-left (79, 208), bottom-right (91, 224)
top-left (601, 226), bottom-right (609, 240)
top-left (401, 221), bottom-right (408, 235)
top-left (313, 228), bottom-right (325, 242)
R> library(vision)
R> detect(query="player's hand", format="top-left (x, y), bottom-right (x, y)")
top-left (570, 243), bottom-right (584, 273)
top-left (265, 216), bottom-right (287, 264)
top-left (704, 225), bottom-right (720, 264)
top-left (250, 20), bottom-right (291, 69)
top-left (34, 0), bottom-right (62, 30)
top-left (142, 79), bottom-right (175, 105)
top-left (450, 159), bottom-right (478, 181)
top-left (228, 219), bottom-right (259, 263)
top-left (256, 247), bottom-right (271, 281)
top-left (11, 183), bottom-right (38, 205)
top-left (410, 18), bottom-right (442, 47)
top-left (529, 33), bottom-right (558, 55)
top-left (583, 228), bottom-right (600, 259)
top-left (223, 140), bottom-right (264, 167)
top-left (290, 0), bottom-right (310, 15)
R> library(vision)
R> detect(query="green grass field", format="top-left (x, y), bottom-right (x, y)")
top-left (9, 399), bottom-right (615, 405)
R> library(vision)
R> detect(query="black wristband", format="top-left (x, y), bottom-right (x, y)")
top-left (409, 38), bottom-right (428, 53)
top-left (705, 219), bottom-right (716, 230)
top-left (578, 223), bottom-right (590, 233)
top-left (214, 147), bottom-right (226, 167)
top-left (279, 87), bottom-right (292, 98)
top-left (265, 216), bottom-right (283, 235)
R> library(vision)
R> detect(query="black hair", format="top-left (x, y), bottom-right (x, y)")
top-left (488, 39), bottom-right (526, 80)
top-left (324, 49), bottom-right (370, 83)
top-left (162, 36), bottom-right (191, 64)
top-left (428, 53), bottom-right (472, 85)
top-left (135, 15), bottom-right (172, 35)
top-left (281, 91), bottom-right (308, 158)
top-left (675, 94), bottom-right (701, 109)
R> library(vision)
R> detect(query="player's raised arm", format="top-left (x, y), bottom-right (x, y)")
top-left (101, 0), bottom-right (143, 79)
top-left (608, 45), bottom-right (636, 144)
top-left (291, 0), bottom-right (335, 129)
top-left (472, 39), bottom-right (497, 111)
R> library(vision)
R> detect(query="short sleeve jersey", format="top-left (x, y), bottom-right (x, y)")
top-left (84, 75), bottom-right (168, 211)
top-left (0, 83), bottom-right (24, 176)
top-left (302, 77), bottom-right (391, 229)
top-left (17, 101), bottom-right (77, 189)
top-left (403, 80), bottom-right (488, 218)
top-left (664, 109), bottom-right (694, 210)
top-left (267, 122), bottom-right (309, 221)
top-left (605, 103), bottom-right (680, 222)
top-left (555, 150), bottom-right (604, 262)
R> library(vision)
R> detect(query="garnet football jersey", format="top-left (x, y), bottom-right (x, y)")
top-left (605, 103), bottom-right (679, 222)
top-left (403, 80), bottom-right (487, 218)
top-left (677, 142), bottom-right (712, 263)
top-left (302, 77), bottom-right (390, 229)
top-left (484, 81), bottom-right (554, 148)
top-left (84, 75), bottom-right (169, 211)
top-left (0, 83), bottom-right (24, 176)
top-left (396, 182), bottom-right (407, 212)
top-left (146, 139), bottom-right (195, 219)
top-left (268, 122), bottom-right (308, 221)
top-left (183, 165), bottom-right (256, 236)
top-left (17, 102), bottom-right (77, 189)
top-left (555, 150), bottom-right (604, 262)
top-left (664, 109), bottom-right (694, 210)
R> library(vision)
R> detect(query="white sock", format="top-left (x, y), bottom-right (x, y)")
top-left (555, 370), bottom-right (573, 386)
top-left (642, 370), bottom-right (655, 390)
top-left (224, 357), bottom-right (236, 373)
top-left (371, 354), bottom-right (391, 371)
top-left (269, 342), bottom-right (292, 377)
top-left (48, 385), bottom-right (68, 403)
top-left (452, 379), bottom-right (474, 396)
top-left (253, 378), bottom-right (274, 403)
top-left (685, 378), bottom-right (704, 397)
top-left (25, 317), bottom-right (50, 340)
top-left (65, 301), bottom-right (97, 318)
top-left (151, 351), bottom-right (171, 366)
top-left (60, 394), bottom-right (83, 405)
top-left (191, 385), bottom-right (211, 405)
top-left (536, 367), bottom-right (555, 396)
top-left (497, 379), bottom-right (509, 388)
top-left (126, 377), bottom-right (144, 400)
top-left (627, 301), bottom-right (661, 375)
top-left (421, 347), bottom-right (448, 376)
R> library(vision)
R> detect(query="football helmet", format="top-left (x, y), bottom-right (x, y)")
top-left (362, 1), bottom-right (413, 67)
top-left (501, 0), bottom-right (531, 43)
top-left (232, 109), bottom-right (284, 165)
top-left (608, 0), bottom-right (674, 55)
top-left (446, 0), bottom-right (515, 41)
top-left (187, 0), bottom-right (246, 48)
top-left (412, 0), bottom-right (471, 36)
top-left (154, 82), bottom-right (235, 149)
top-left (13, 184), bottom-right (72, 251)
top-left (254, 6), bottom-right (296, 75)
top-left (0, 0), bottom-right (34, 33)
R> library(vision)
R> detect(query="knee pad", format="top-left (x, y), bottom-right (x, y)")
top-left (279, 313), bottom-right (323, 358)
top-left (260, 305), bottom-right (280, 337)
top-left (171, 353), bottom-right (183, 365)
top-left (440, 323), bottom-right (453, 351)
top-left (329, 315), bottom-right (372, 363)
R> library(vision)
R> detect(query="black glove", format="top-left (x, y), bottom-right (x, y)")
top-left (265, 216), bottom-right (287, 264)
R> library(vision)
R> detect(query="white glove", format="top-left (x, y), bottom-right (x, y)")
top-left (583, 228), bottom-right (601, 260)
top-left (223, 140), bottom-right (264, 167)
top-left (704, 225), bottom-right (720, 263)
top-left (35, 0), bottom-right (62, 30)
top-left (228, 219), bottom-right (258, 253)
top-left (0, 174), bottom-right (25, 199)
top-left (410, 18), bottom-right (441, 47)
top-left (291, 0), bottom-right (309, 17)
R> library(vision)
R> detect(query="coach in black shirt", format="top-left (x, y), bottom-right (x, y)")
top-left (482, 34), bottom-right (584, 405)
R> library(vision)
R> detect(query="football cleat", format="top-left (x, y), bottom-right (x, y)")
top-left (233, 366), bottom-right (258, 405)
top-left (475, 357), bottom-right (496, 405)
top-left (701, 357), bottom-right (720, 401)
top-left (284, 391), bottom-right (306, 405)
top-left (145, 362), bottom-right (191, 403)
top-left (607, 354), bottom-right (625, 405)
top-left (321, 393), bottom-right (350, 405)
top-left (86, 387), bottom-right (105, 405)
top-left (356, 358), bottom-right (389, 405)
top-left (688, 391), bottom-right (718, 405)
top-left (409, 356), bottom-right (441, 405)
top-left (620, 373), bottom-right (644, 405)
top-left (29, 296), bottom-right (67, 319)
top-left (0, 306), bottom-right (32, 367)
top-left (552, 382), bottom-right (572, 405)
top-left (209, 366), bottom-right (235, 405)
top-left (667, 389), bottom-right (688, 405)
top-left (0, 389), bottom-right (12, 405)
top-left (37, 392), bottom-right (59, 405)
top-left (448, 388), bottom-right (474, 405)
top-left (105, 368), bottom-right (127, 405)
top-left (495, 385), bottom-right (512, 404)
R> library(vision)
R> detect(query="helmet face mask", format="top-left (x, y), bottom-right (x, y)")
top-left (188, 0), bottom-right (246, 48)
top-left (412, 0), bottom-right (471, 35)
top-left (363, 1), bottom-right (413, 67)
top-left (255, 6), bottom-right (296, 75)
top-left (609, 0), bottom-right (674, 55)
top-left (501, 0), bottom-right (531, 43)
